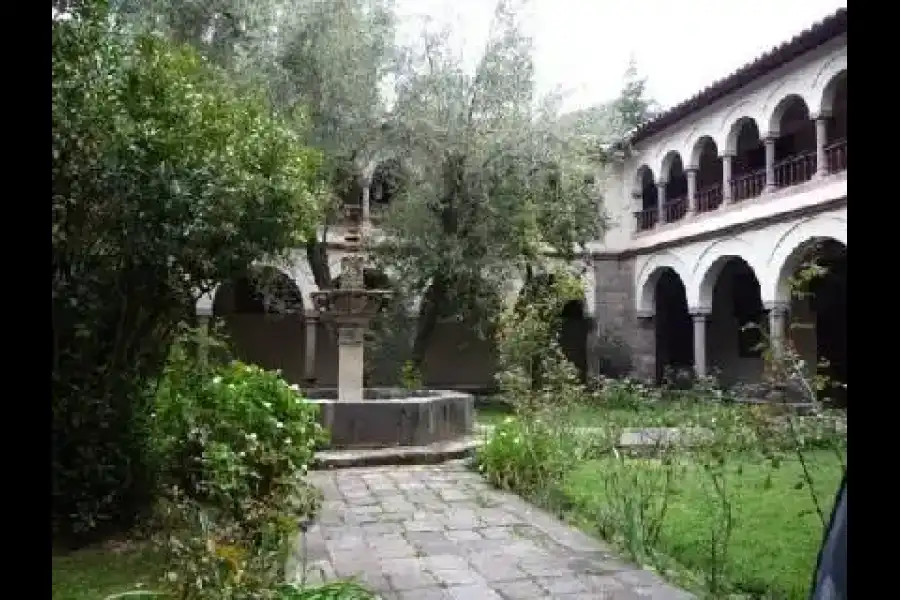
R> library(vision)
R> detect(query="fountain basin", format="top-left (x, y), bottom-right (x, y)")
top-left (304, 388), bottom-right (474, 450)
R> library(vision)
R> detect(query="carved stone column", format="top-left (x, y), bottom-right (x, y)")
top-left (633, 311), bottom-right (656, 382)
top-left (765, 301), bottom-right (789, 359)
top-left (656, 181), bottom-right (667, 226)
top-left (691, 311), bottom-right (710, 378)
top-left (337, 324), bottom-right (365, 403)
top-left (685, 168), bottom-right (698, 215)
top-left (722, 155), bottom-right (734, 203)
top-left (764, 136), bottom-right (777, 193)
top-left (304, 313), bottom-right (318, 384)
top-left (196, 306), bottom-right (211, 365)
top-left (815, 115), bottom-right (830, 178)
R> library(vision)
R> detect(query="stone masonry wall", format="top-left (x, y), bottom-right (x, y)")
top-left (592, 256), bottom-right (655, 381)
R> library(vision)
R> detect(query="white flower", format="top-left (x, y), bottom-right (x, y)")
top-left (288, 383), bottom-right (300, 392)
top-left (262, 401), bottom-right (273, 409)
top-left (275, 421), bottom-right (284, 429)
top-left (212, 376), bottom-right (222, 384)
top-left (246, 433), bottom-right (258, 442)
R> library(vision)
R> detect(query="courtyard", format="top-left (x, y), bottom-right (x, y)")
top-left (52, 2), bottom-right (847, 600)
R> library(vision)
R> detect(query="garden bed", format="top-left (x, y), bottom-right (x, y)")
top-left (562, 451), bottom-right (843, 599)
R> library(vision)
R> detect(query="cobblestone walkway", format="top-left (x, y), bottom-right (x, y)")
top-left (295, 461), bottom-right (693, 599)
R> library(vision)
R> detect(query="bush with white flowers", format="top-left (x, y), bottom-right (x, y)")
top-left (154, 347), bottom-right (328, 515)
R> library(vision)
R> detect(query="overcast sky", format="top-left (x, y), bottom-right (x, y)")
top-left (395, 0), bottom-right (847, 112)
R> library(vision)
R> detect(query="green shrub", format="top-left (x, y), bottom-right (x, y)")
top-left (52, 7), bottom-right (322, 538)
top-left (147, 337), bottom-right (332, 599)
top-left (154, 343), bottom-right (328, 516)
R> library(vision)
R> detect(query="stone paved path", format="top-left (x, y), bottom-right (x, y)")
top-left (294, 461), bottom-right (694, 599)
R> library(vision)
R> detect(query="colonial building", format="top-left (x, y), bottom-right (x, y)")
top-left (195, 9), bottom-right (847, 397)
top-left (590, 8), bottom-right (847, 395)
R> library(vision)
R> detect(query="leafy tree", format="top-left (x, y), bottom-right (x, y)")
top-left (274, 0), bottom-right (399, 288)
top-left (613, 56), bottom-right (660, 135)
top-left (113, 0), bottom-right (399, 289)
top-left (51, 8), bottom-right (322, 536)
top-left (374, 0), bottom-right (605, 369)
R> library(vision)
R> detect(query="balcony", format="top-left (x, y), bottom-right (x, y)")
top-left (696, 184), bottom-right (723, 213)
top-left (663, 197), bottom-right (688, 223)
top-left (634, 207), bottom-right (658, 232)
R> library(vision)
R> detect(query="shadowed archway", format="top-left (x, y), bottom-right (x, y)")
top-left (212, 266), bottom-right (306, 383)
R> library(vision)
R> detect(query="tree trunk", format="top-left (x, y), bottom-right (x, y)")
top-left (305, 237), bottom-right (332, 289)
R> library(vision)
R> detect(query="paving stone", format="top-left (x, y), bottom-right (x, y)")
top-left (388, 570), bottom-right (439, 591)
top-left (535, 576), bottom-right (591, 595)
top-left (397, 589), bottom-right (452, 600)
top-left (298, 465), bottom-right (694, 600)
top-left (445, 584), bottom-right (504, 599)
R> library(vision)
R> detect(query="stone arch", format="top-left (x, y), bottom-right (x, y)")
top-left (811, 51), bottom-right (848, 102)
top-left (210, 265), bottom-right (308, 384)
top-left (196, 262), bottom-right (304, 316)
top-left (764, 214), bottom-right (848, 305)
top-left (635, 252), bottom-right (690, 314)
top-left (724, 116), bottom-right (761, 156)
top-left (767, 94), bottom-right (812, 137)
top-left (762, 77), bottom-right (813, 127)
top-left (689, 135), bottom-right (717, 168)
top-left (632, 164), bottom-right (656, 194)
top-left (212, 264), bottom-right (304, 316)
top-left (718, 101), bottom-right (753, 145)
top-left (659, 151), bottom-right (683, 183)
top-left (691, 236), bottom-right (763, 310)
top-left (818, 69), bottom-right (847, 117)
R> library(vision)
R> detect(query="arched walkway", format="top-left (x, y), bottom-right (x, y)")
top-left (777, 238), bottom-right (848, 406)
top-left (653, 268), bottom-right (693, 383)
top-left (559, 299), bottom-right (589, 381)
top-left (213, 266), bottom-right (307, 384)
top-left (707, 258), bottom-right (765, 385)
top-left (514, 274), bottom-right (590, 383)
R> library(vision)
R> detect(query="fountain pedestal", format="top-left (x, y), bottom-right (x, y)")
top-left (307, 203), bottom-right (473, 451)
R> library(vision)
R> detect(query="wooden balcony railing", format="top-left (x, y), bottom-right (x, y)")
top-left (634, 207), bottom-right (658, 232)
top-left (825, 139), bottom-right (847, 173)
top-left (730, 170), bottom-right (765, 202)
top-left (630, 139), bottom-right (848, 239)
top-left (774, 151), bottom-right (816, 188)
top-left (696, 184), bottom-right (723, 213)
top-left (663, 197), bottom-right (688, 223)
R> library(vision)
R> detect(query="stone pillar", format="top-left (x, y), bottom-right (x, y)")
top-left (304, 314), bottom-right (318, 383)
top-left (691, 312), bottom-right (710, 378)
top-left (766, 302), bottom-right (789, 359)
top-left (633, 311), bottom-right (656, 382)
top-left (686, 168), bottom-right (698, 215)
top-left (630, 191), bottom-right (643, 234)
top-left (359, 177), bottom-right (372, 223)
top-left (656, 181), bottom-right (666, 226)
top-left (337, 325), bottom-right (365, 403)
top-left (815, 115), bottom-right (830, 178)
top-left (722, 155), bottom-right (734, 203)
top-left (196, 307), bottom-right (211, 365)
top-left (764, 136), bottom-right (777, 193)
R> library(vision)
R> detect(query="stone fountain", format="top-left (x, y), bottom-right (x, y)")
top-left (307, 204), bottom-right (474, 451)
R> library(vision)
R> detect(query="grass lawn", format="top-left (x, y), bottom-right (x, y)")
top-left (475, 401), bottom-right (746, 429)
top-left (52, 543), bottom-right (164, 600)
top-left (563, 450), bottom-right (844, 599)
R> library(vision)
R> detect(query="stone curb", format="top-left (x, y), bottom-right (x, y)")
top-left (312, 437), bottom-right (480, 470)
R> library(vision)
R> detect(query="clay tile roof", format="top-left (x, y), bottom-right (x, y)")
top-left (629, 8), bottom-right (847, 145)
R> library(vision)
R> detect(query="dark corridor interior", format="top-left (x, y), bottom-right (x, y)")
top-left (809, 241), bottom-right (848, 407)
top-left (559, 300), bottom-right (588, 382)
top-left (654, 270), bottom-right (693, 383)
